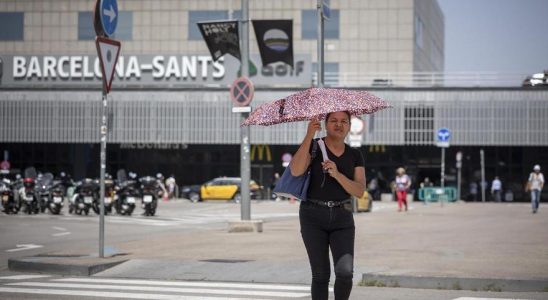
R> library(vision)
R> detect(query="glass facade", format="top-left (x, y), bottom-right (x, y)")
top-left (78, 11), bottom-right (133, 40)
top-left (301, 9), bottom-right (340, 39)
top-left (0, 12), bottom-right (24, 41)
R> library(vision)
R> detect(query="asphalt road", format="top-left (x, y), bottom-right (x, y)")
top-left (1, 199), bottom-right (547, 300)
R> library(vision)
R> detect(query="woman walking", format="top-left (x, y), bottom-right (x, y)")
top-left (289, 111), bottom-right (366, 300)
top-left (395, 167), bottom-right (411, 212)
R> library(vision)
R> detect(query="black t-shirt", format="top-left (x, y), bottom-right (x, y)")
top-left (306, 138), bottom-right (365, 201)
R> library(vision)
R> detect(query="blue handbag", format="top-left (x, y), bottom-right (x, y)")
top-left (273, 140), bottom-right (318, 201)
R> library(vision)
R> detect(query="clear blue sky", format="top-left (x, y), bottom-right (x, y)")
top-left (437, 0), bottom-right (548, 75)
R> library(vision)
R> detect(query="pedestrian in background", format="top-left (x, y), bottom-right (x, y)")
top-left (491, 176), bottom-right (502, 202)
top-left (290, 112), bottom-right (366, 300)
top-left (527, 165), bottom-right (544, 213)
top-left (420, 177), bottom-right (433, 188)
top-left (395, 167), bottom-right (411, 212)
top-left (468, 181), bottom-right (478, 201)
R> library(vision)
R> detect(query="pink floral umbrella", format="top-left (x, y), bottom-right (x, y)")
top-left (242, 87), bottom-right (391, 126)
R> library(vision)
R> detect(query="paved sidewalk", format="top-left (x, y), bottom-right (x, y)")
top-left (9, 201), bottom-right (548, 292)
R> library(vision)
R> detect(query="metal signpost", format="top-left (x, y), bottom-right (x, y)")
top-left (456, 151), bottom-right (463, 201)
top-left (94, 0), bottom-right (120, 258)
top-left (316, 0), bottom-right (329, 87)
top-left (436, 128), bottom-right (451, 207)
top-left (480, 149), bottom-right (486, 202)
top-left (239, 0), bottom-right (251, 221)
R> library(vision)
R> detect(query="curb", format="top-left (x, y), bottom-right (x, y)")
top-left (8, 255), bottom-right (128, 276)
top-left (361, 273), bottom-right (548, 292)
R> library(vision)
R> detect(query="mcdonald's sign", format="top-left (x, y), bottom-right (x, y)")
top-left (250, 144), bottom-right (272, 162)
top-left (368, 145), bottom-right (386, 153)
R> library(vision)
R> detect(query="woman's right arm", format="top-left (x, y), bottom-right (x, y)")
top-left (289, 120), bottom-right (321, 176)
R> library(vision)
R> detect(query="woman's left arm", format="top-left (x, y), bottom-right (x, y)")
top-left (330, 165), bottom-right (366, 198)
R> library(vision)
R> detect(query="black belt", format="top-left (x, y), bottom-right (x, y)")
top-left (306, 198), bottom-right (351, 208)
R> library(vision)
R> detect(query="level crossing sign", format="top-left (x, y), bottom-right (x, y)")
top-left (94, 0), bottom-right (118, 37)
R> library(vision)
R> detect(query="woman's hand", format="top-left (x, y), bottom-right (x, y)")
top-left (322, 160), bottom-right (340, 179)
top-left (306, 119), bottom-right (321, 139)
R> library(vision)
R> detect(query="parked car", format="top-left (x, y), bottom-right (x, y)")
top-left (522, 71), bottom-right (548, 87)
top-left (181, 177), bottom-right (262, 203)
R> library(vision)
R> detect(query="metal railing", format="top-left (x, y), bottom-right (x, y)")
top-left (313, 71), bottom-right (532, 88)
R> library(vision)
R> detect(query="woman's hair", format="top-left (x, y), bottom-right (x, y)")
top-left (325, 111), bottom-right (351, 123)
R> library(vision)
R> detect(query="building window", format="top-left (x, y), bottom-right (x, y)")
top-left (0, 12), bottom-right (24, 40)
top-left (78, 11), bottom-right (133, 40)
top-left (414, 15), bottom-right (424, 49)
top-left (404, 106), bottom-right (434, 144)
top-left (78, 12), bottom-right (95, 40)
top-left (188, 10), bottom-right (229, 40)
top-left (313, 62), bottom-right (339, 86)
top-left (115, 12), bottom-right (133, 40)
top-left (301, 10), bottom-right (339, 39)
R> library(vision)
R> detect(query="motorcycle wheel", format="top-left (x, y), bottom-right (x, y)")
top-left (127, 205), bottom-right (134, 216)
top-left (68, 204), bottom-right (74, 214)
top-left (84, 207), bottom-right (89, 216)
top-left (49, 206), bottom-right (61, 215)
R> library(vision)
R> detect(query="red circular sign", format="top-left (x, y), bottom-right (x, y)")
top-left (0, 160), bottom-right (10, 170)
top-left (230, 77), bottom-right (254, 107)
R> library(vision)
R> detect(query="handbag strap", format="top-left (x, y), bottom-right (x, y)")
top-left (311, 138), bottom-right (318, 160)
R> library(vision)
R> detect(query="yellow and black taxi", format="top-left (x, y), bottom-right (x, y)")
top-left (181, 177), bottom-right (262, 203)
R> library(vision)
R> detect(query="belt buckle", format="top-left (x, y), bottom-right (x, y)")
top-left (327, 201), bottom-right (335, 208)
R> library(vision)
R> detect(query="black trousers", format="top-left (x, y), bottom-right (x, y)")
top-left (299, 201), bottom-right (355, 300)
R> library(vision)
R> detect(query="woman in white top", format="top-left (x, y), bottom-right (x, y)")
top-left (528, 164), bottom-right (544, 213)
top-left (395, 167), bottom-right (411, 212)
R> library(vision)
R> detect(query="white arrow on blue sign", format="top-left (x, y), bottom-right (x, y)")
top-left (100, 0), bottom-right (118, 37)
top-left (437, 128), bottom-right (451, 142)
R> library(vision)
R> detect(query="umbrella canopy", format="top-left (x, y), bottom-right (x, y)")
top-left (242, 87), bottom-right (391, 126)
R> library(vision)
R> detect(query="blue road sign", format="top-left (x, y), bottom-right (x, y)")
top-left (100, 0), bottom-right (118, 37)
top-left (437, 128), bottom-right (451, 142)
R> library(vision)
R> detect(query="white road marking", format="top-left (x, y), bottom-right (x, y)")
top-left (0, 287), bottom-right (259, 300)
top-left (56, 277), bottom-right (311, 291)
top-left (7, 282), bottom-right (310, 298)
top-left (52, 231), bottom-right (71, 237)
top-left (5, 244), bottom-right (43, 252)
top-left (0, 275), bottom-right (51, 280)
top-left (453, 297), bottom-right (527, 300)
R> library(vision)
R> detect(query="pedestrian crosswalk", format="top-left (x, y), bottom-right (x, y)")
top-left (0, 275), bottom-right (312, 299)
top-left (11, 211), bottom-right (299, 227)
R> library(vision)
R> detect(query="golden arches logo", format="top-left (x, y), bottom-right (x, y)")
top-left (251, 145), bottom-right (272, 162)
top-left (368, 145), bottom-right (386, 153)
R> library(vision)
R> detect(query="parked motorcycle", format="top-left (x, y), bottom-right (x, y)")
top-left (70, 178), bottom-right (99, 215)
top-left (19, 167), bottom-right (39, 214)
top-left (1, 177), bottom-right (18, 214)
top-left (47, 179), bottom-right (65, 215)
top-left (92, 174), bottom-right (116, 215)
top-left (139, 176), bottom-right (160, 216)
top-left (35, 173), bottom-right (54, 213)
top-left (115, 170), bottom-right (138, 216)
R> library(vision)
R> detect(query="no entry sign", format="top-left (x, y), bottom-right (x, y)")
top-left (230, 76), bottom-right (254, 107)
